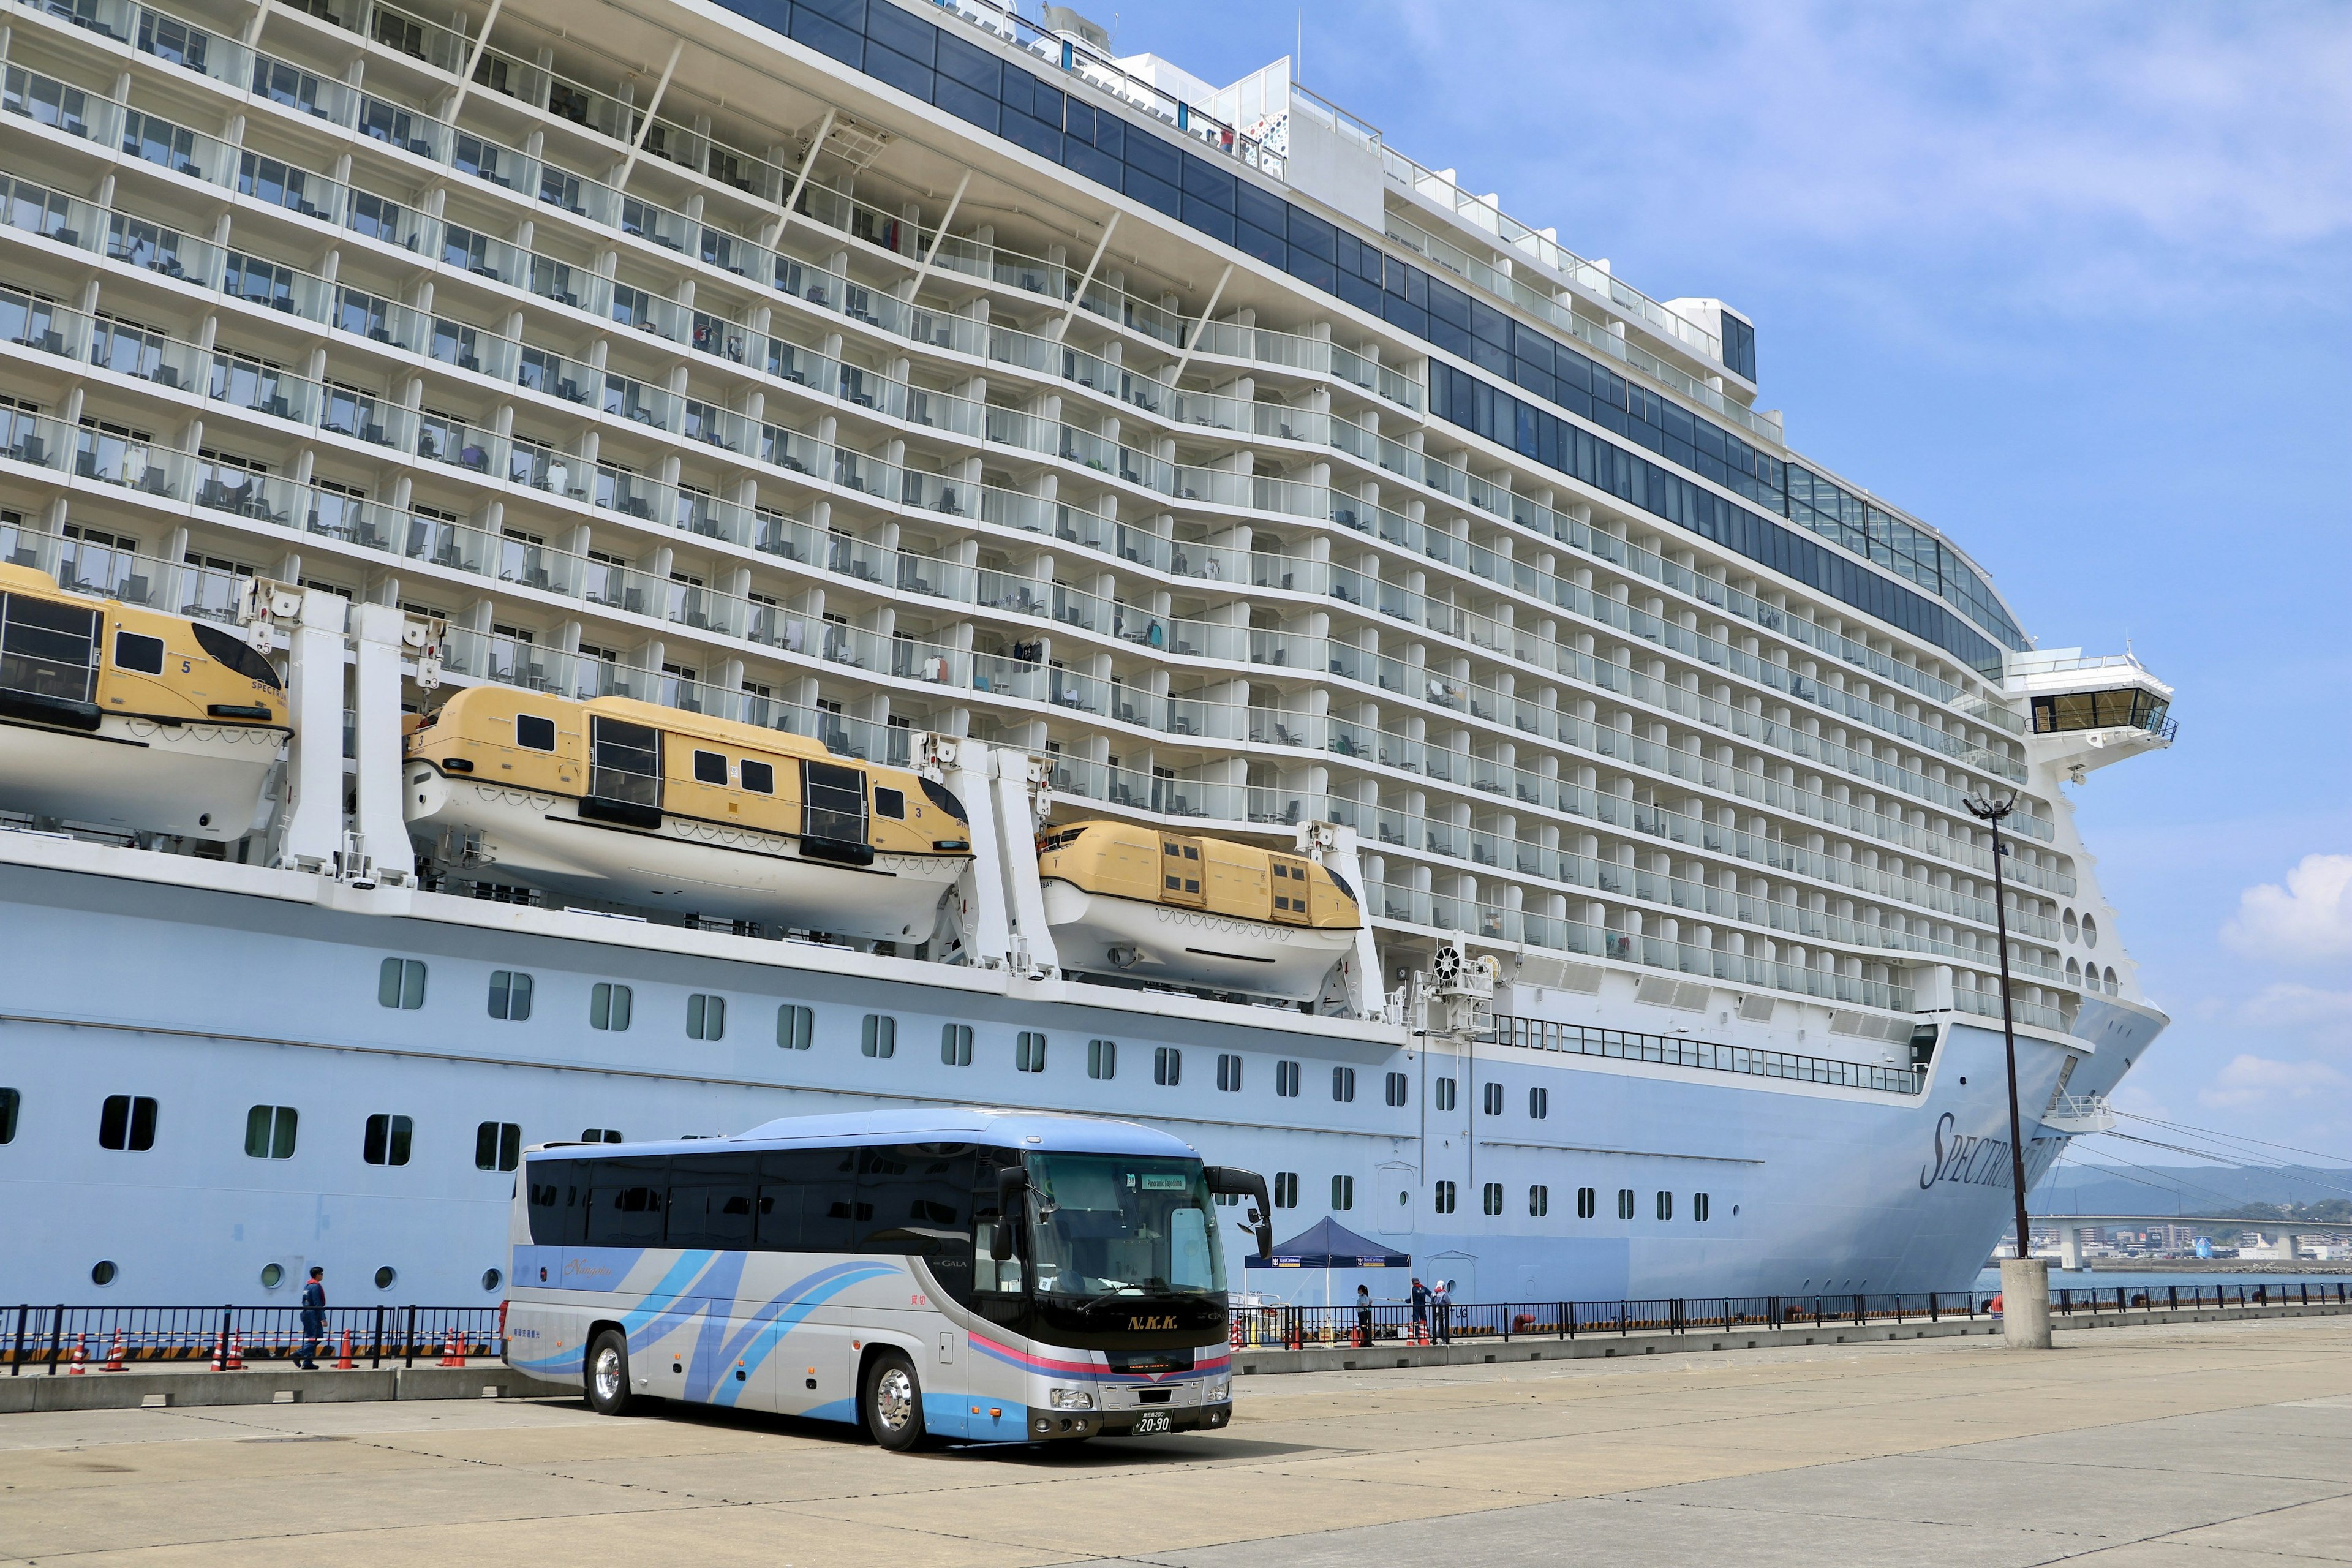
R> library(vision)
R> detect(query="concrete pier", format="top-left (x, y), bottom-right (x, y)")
top-left (2, 1314), bottom-right (2348, 1565)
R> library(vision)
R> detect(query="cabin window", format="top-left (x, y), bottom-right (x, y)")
top-left (488, 970), bottom-right (532, 1020)
top-left (1618, 1188), bottom-right (1636, 1219)
top-left (0, 1086), bottom-right (18, 1143)
top-left (243, 1104), bottom-right (297, 1159)
top-left (364, 1113), bottom-right (413, 1165)
top-left (804, 760), bottom-right (868, 844)
top-left (1330, 1175), bottom-right (1355, 1211)
top-left (1695, 1193), bottom-right (1711, 1222)
top-left (1015, 1031), bottom-right (1046, 1072)
top-left (1272, 1172), bottom-right (1298, 1208)
top-left (1274, 1060), bottom-right (1299, 1097)
top-left (377, 957), bottom-right (427, 1009)
top-left (1578, 1187), bottom-right (1597, 1219)
top-left (1325, 1066), bottom-right (1352, 1102)
top-left (776, 1005), bottom-right (813, 1050)
top-left (1153, 1046), bottom-right (1181, 1085)
top-left (1385, 1071), bottom-right (1408, 1107)
top-left (1433, 1180), bottom-right (1456, 1215)
top-left (99, 1094), bottom-right (157, 1151)
top-left (1482, 1082), bottom-right (1503, 1116)
top-left (581, 1128), bottom-right (624, 1143)
top-left (1434, 1077), bottom-right (1457, 1112)
top-left (1656, 1191), bottom-right (1674, 1221)
top-left (514, 713), bottom-right (556, 750)
top-left (589, 715), bottom-right (662, 807)
top-left (475, 1121), bottom-right (522, 1172)
top-left (0, 592), bottom-right (101, 703)
top-left (1087, 1038), bottom-right (1116, 1079)
top-left (1530, 1184), bottom-right (1550, 1218)
top-left (112, 629), bottom-right (165, 674)
top-left (687, 993), bottom-right (726, 1041)
top-left (742, 760), bottom-right (775, 794)
top-left (860, 1013), bottom-right (895, 1057)
top-left (873, 786), bottom-right (905, 819)
top-left (1529, 1086), bottom-right (1549, 1119)
top-left (692, 749), bottom-right (727, 785)
top-left (590, 982), bottom-right (632, 1031)
top-left (940, 1023), bottom-right (973, 1065)
top-left (1215, 1053), bottom-right (1242, 1091)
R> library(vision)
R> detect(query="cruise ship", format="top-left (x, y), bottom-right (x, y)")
top-left (0, 0), bottom-right (2176, 1308)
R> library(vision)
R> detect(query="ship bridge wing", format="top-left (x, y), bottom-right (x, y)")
top-left (2007, 649), bottom-right (2176, 780)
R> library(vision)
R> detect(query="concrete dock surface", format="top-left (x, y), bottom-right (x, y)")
top-left (2, 1314), bottom-right (2346, 1566)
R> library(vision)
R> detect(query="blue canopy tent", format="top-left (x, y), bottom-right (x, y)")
top-left (1243, 1218), bottom-right (1409, 1310)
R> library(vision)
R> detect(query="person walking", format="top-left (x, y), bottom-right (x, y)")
top-left (296, 1266), bottom-right (326, 1369)
top-left (1355, 1283), bottom-right (1374, 1347)
top-left (1409, 1276), bottom-right (1429, 1344)
top-left (1431, 1277), bottom-right (1452, 1344)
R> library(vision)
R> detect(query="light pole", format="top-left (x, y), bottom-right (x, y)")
top-left (1964, 790), bottom-right (2048, 1347)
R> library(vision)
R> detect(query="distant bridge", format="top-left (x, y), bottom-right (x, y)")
top-left (2015, 1214), bottom-right (2352, 1269)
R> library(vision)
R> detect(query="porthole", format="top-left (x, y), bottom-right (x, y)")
top-left (2063, 910), bottom-right (2079, 943)
top-left (2082, 914), bottom-right (2099, 949)
top-left (260, 1262), bottom-right (285, 1289)
top-left (374, 1265), bottom-right (397, 1290)
top-left (481, 1268), bottom-right (503, 1292)
top-left (91, 1260), bottom-right (118, 1287)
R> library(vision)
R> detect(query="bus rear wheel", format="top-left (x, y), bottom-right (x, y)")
top-left (586, 1329), bottom-right (636, 1417)
top-left (862, 1350), bottom-right (927, 1451)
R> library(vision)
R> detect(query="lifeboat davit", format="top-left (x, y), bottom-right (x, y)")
top-left (404, 686), bottom-right (972, 942)
top-left (0, 564), bottom-right (288, 840)
top-left (1037, 819), bottom-right (1362, 998)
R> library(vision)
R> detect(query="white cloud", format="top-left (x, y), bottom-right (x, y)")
top-left (2197, 1052), bottom-right (2350, 1110)
top-left (2223, 854), bottom-right (2352, 963)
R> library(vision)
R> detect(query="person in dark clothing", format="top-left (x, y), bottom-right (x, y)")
top-left (296, 1267), bottom-right (326, 1369)
top-left (1409, 1277), bottom-right (1429, 1341)
top-left (1355, 1283), bottom-right (1374, 1346)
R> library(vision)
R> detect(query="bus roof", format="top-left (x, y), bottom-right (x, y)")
top-left (526, 1106), bottom-right (1198, 1162)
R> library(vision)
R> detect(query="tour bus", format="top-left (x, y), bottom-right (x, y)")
top-left (503, 1107), bottom-right (1272, 1449)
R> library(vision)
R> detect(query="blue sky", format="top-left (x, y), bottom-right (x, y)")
top-left (1091, 1), bottom-right (2352, 1170)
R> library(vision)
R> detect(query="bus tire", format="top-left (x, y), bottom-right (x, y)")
top-left (585, 1329), bottom-right (635, 1417)
top-left (861, 1349), bottom-right (926, 1451)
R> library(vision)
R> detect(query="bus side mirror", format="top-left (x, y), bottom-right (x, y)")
top-left (992, 1167), bottom-right (1027, 1261)
top-left (1205, 1166), bottom-right (1275, 1261)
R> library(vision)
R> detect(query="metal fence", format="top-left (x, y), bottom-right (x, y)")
top-left (1231, 1281), bottom-right (2352, 1350)
top-left (4, 1305), bottom-right (503, 1374)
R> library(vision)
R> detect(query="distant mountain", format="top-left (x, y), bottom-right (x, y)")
top-left (2031, 1164), bottom-right (2352, 1216)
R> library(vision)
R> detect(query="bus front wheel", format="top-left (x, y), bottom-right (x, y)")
top-left (586, 1329), bottom-right (636, 1417)
top-left (862, 1349), bottom-right (927, 1451)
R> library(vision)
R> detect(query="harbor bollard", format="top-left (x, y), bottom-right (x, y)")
top-left (2000, 1257), bottom-right (2052, 1349)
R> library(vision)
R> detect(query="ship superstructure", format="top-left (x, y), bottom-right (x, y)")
top-left (0, 0), bottom-right (2173, 1307)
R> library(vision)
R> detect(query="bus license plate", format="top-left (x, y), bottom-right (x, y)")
top-left (1131, 1412), bottom-right (1172, 1434)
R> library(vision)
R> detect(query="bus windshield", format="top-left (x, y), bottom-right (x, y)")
top-left (1025, 1153), bottom-right (1224, 1300)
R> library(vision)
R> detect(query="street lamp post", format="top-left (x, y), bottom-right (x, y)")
top-left (1964, 790), bottom-right (2049, 1348)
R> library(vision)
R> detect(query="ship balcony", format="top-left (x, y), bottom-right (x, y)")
top-left (2005, 649), bottom-right (2175, 779)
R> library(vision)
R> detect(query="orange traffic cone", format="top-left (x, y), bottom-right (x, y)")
top-left (438, 1327), bottom-right (464, 1366)
top-left (210, 1329), bottom-right (227, 1371)
top-left (66, 1337), bottom-right (88, 1375)
top-left (102, 1331), bottom-right (127, 1371)
top-left (225, 1333), bottom-right (244, 1370)
top-left (333, 1328), bottom-right (356, 1370)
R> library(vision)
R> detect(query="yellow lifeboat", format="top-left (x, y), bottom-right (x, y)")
top-left (403, 685), bottom-right (972, 942)
top-left (1036, 819), bottom-right (1362, 998)
top-left (0, 563), bottom-right (288, 840)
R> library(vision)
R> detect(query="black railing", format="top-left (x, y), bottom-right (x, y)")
top-left (1231, 1280), bottom-right (2352, 1351)
top-left (3, 1305), bottom-right (503, 1374)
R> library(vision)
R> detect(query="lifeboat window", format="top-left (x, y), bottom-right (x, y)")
top-left (590, 982), bottom-right (633, 1032)
top-left (189, 620), bottom-right (281, 690)
top-left (741, 760), bottom-right (775, 794)
top-left (488, 970), bottom-right (533, 1020)
top-left (804, 761), bottom-right (868, 844)
top-left (515, 714), bottom-right (556, 751)
top-left (940, 1024), bottom-right (973, 1066)
top-left (1087, 1038), bottom-right (1116, 1079)
top-left (112, 630), bottom-right (165, 674)
top-left (692, 749), bottom-right (728, 785)
top-left (777, 1005), bottom-right (813, 1050)
top-left (363, 1113), bottom-right (413, 1166)
top-left (919, 777), bottom-right (968, 822)
top-left (873, 786), bottom-right (905, 820)
top-left (589, 718), bottom-right (662, 808)
top-left (1, 591), bottom-right (101, 703)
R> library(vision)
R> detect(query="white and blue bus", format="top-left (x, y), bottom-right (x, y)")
top-left (502, 1107), bottom-right (1272, 1448)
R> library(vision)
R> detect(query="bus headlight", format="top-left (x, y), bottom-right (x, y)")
top-left (1049, 1387), bottom-right (1095, 1410)
top-left (1204, 1374), bottom-right (1231, 1403)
